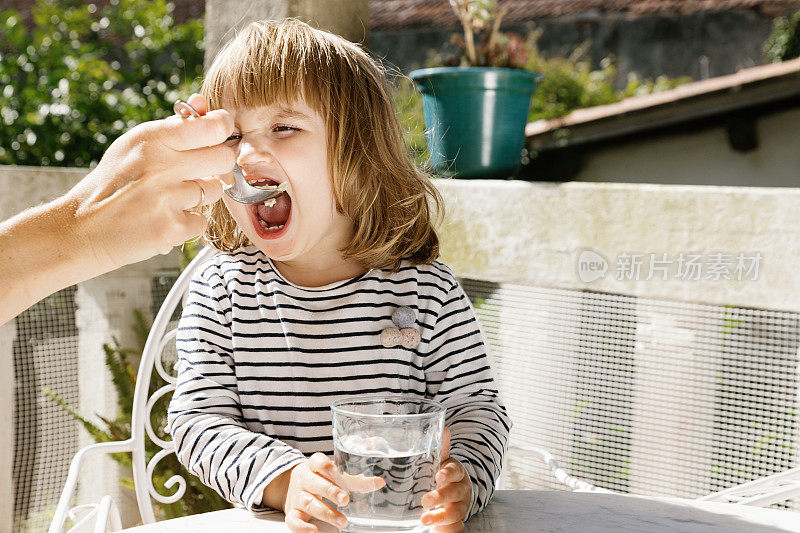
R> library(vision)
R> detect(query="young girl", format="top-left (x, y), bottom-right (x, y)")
top-left (167, 19), bottom-right (510, 533)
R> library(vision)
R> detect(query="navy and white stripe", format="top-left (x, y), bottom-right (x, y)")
top-left (167, 246), bottom-right (511, 518)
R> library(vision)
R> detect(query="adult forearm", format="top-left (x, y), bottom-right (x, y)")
top-left (0, 196), bottom-right (92, 325)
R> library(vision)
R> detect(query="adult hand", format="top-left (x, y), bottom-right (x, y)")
top-left (282, 453), bottom-right (385, 533)
top-left (0, 94), bottom-right (235, 325)
top-left (421, 428), bottom-right (471, 533)
top-left (64, 92), bottom-right (235, 273)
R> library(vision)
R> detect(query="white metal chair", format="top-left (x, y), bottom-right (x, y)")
top-left (502, 445), bottom-right (614, 493)
top-left (49, 246), bottom-right (218, 533)
top-left (698, 467), bottom-right (800, 507)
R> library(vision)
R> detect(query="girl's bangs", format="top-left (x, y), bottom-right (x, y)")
top-left (202, 22), bottom-right (327, 113)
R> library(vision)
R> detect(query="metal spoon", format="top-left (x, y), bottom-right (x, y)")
top-left (173, 100), bottom-right (289, 205)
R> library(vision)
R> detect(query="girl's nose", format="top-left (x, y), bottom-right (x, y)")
top-left (236, 137), bottom-right (276, 167)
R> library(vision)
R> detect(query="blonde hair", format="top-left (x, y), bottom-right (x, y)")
top-left (200, 18), bottom-right (444, 271)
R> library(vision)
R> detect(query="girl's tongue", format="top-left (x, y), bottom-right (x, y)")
top-left (256, 193), bottom-right (291, 226)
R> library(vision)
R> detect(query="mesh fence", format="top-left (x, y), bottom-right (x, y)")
top-left (11, 269), bottom-right (800, 529)
top-left (13, 288), bottom-right (79, 532)
top-left (461, 279), bottom-right (800, 506)
top-left (12, 270), bottom-right (180, 533)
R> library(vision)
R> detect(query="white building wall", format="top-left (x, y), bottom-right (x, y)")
top-left (575, 108), bottom-right (800, 187)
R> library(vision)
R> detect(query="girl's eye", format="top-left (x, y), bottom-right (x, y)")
top-left (273, 124), bottom-right (299, 134)
top-left (225, 134), bottom-right (242, 143)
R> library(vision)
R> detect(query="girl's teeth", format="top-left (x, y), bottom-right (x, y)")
top-left (257, 219), bottom-right (284, 231)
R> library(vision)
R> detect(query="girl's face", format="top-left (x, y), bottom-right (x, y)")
top-left (221, 99), bottom-right (354, 268)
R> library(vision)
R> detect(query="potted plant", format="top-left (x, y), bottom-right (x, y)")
top-left (410, 0), bottom-right (541, 178)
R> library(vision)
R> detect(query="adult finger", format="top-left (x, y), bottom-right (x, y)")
top-left (175, 211), bottom-right (208, 245)
top-left (176, 180), bottom-right (206, 211)
top-left (151, 108), bottom-right (234, 152)
top-left (158, 143), bottom-right (236, 181)
top-left (186, 93), bottom-right (209, 115)
top-left (297, 491), bottom-right (348, 530)
top-left (442, 428), bottom-right (451, 460)
top-left (436, 458), bottom-right (466, 486)
top-left (181, 94), bottom-right (234, 187)
top-left (285, 508), bottom-right (318, 533)
top-left (193, 175), bottom-right (225, 204)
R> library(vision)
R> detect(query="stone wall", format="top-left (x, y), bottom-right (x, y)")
top-left (371, 9), bottom-right (780, 85)
top-left (435, 178), bottom-right (800, 313)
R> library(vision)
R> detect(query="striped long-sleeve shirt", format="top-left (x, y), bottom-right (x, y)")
top-left (167, 247), bottom-right (511, 519)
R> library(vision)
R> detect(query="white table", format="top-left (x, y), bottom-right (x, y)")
top-left (123, 490), bottom-right (800, 532)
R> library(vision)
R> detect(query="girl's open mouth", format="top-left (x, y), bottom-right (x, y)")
top-left (247, 179), bottom-right (292, 240)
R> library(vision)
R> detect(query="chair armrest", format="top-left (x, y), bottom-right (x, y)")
top-left (507, 444), bottom-right (615, 493)
top-left (49, 440), bottom-right (134, 533)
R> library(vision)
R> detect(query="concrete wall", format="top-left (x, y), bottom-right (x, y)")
top-left (570, 107), bottom-right (800, 187)
top-left (435, 178), bottom-right (800, 313)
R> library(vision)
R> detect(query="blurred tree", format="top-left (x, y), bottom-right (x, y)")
top-left (763, 9), bottom-right (800, 62)
top-left (0, 0), bottom-right (204, 167)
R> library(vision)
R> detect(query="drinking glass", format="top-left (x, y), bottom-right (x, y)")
top-left (331, 396), bottom-right (446, 533)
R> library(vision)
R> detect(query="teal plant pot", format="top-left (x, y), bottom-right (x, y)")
top-left (410, 67), bottom-right (541, 178)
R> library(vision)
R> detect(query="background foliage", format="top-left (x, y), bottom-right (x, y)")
top-left (0, 0), bottom-right (203, 167)
top-left (764, 9), bottom-right (800, 62)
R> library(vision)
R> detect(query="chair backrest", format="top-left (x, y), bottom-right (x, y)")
top-left (128, 246), bottom-right (217, 524)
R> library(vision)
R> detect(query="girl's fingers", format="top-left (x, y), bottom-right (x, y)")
top-left (431, 521), bottom-right (466, 533)
top-left (340, 471), bottom-right (386, 493)
top-left (421, 501), bottom-right (469, 528)
top-left (305, 471), bottom-right (349, 507)
top-left (285, 508), bottom-right (318, 533)
top-left (436, 458), bottom-right (466, 486)
top-left (298, 491), bottom-right (348, 530)
top-left (423, 480), bottom-right (471, 508)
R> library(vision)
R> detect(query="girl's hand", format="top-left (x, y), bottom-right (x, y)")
top-left (283, 452), bottom-right (384, 533)
top-left (420, 428), bottom-right (471, 533)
